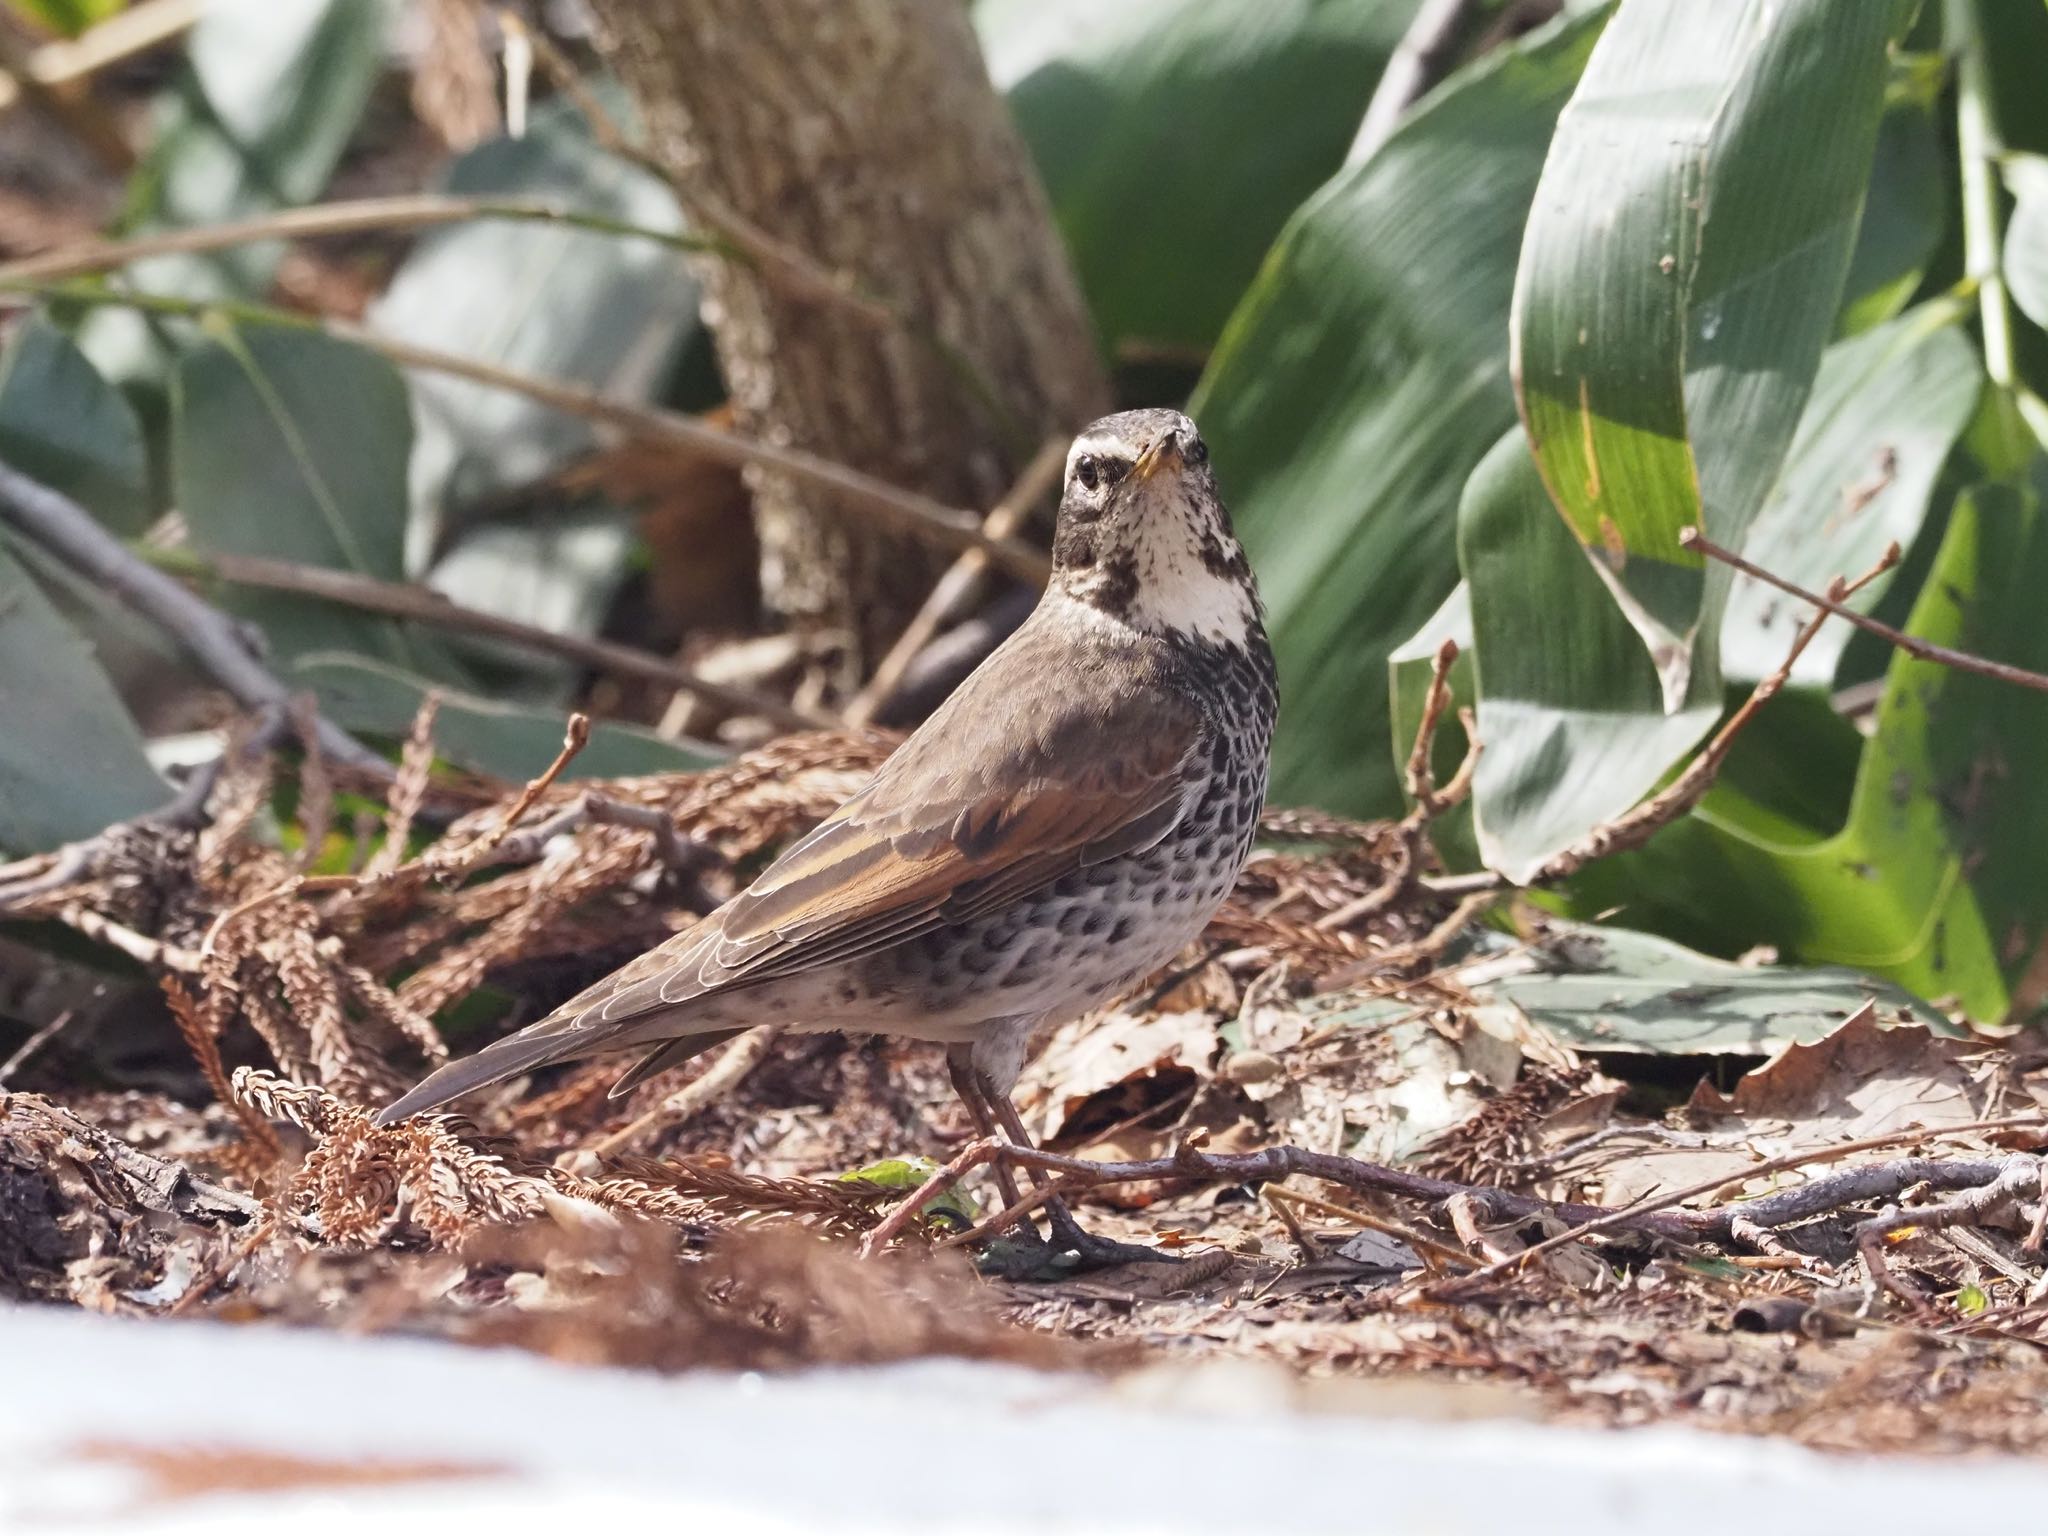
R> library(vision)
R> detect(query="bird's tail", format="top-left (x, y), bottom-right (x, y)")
top-left (373, 1021), bottom-right (587, 1126)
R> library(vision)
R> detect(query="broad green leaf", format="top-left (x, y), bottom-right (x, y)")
top-left (1563, 478), bottom-right (2048, 1022)
top-left (370, 101), bottom-right (697, 697)
top-left (1485, 921), bottom-right (1948, 1054)
top-left (1325, 918), bottom-right (1948, 1056)
top-left (1513, 0), bottom-right (1893, 695)
top-left (979, 0), bottom-right (1420, 354)
top-left (77, 0), bottom-right (387, 384)
top-left (0, 534), bottom-right (168, 851)
top-left (1721, 304), bottom-right (1982, 685)
top-left (837, 1155), bottom-right (977, 1227)
top-left (171, 324), bottom-right (425, 670)
top-left (1460, 431), bottom-right (1718, 882)
top-left (2006, 153), bottom-right (2048, 334)
top-left (297, 653), bottom-right (721, 783)
top-left (1193, 9), bottom-right (1606, 817)
top-left (0, 314), bottom-right (149, 534)
top-left (1836, 53), bottom-right (1948, 336)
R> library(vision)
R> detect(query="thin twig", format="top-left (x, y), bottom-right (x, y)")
top-left (1268, 1184), bottom-right (1477, 1272)
top-left (0, 460), bottom-right (394, 781)
top-left (0, 193), bottom-right (723, 287)
top-left (17, 285), bottom-right (1054, 585)
top-left (1427, 1114), bottom-right (2048, 1297)
top-left (153, 548), bottom-right (830, 732)
top-left (845, 435), bottom-right (1065, 726)
top-left (454, 714), bottom-right (591, 867)
top-left (0, 1010), bottom-right (74, 1087)
top-left (1431, 540), bottom-right (1901, 899)
top-left (1683, 528), bottom-right (2048, 696)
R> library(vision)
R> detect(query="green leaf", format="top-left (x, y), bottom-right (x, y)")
top-left (1193, 8), bottom-right (1606, 817)
top-left (77, 0), bottom-right (387, 384)
top-left (0, 314), bottom-right (150, 535)
top-left (1460, 431), bottom-right (1719, 882)
top-left (1513, 0), bottom-right (1893, 693)
top-left (2006, 153), bottom-right (2048, 335)
top-left (1722, 303), bottom-right (1982, 685)
top-left (370, 100), bottom-right (698, 698)
top-left (1837, 52), bottom-right (1949, 335)
top-left (837, 1154), bottom-right (977, 1228)
top-left (1474, 920), bottom-right (1949, 1056)
top-left (1956, 1282), bottom-right (1990, 1316)
top-left (0, 534), bottom-right (168, 851)
top-left (1562, 477), bottom-right (2048, 1022)
top-left (980, 0), bottom-right (1421, 354)
top-left (1316, 916), bottom-right (1947, 1056)
top-left (170, 323), bottom-right (424, 670)
top-left (297, 653), bottom-right (721, 783)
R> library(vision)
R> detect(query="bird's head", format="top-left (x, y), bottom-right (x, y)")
top-left (1049, 408), bottom-right (1261, 649)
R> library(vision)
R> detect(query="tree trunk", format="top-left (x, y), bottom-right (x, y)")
top-left (587, 0), bottom-right (1111, 675)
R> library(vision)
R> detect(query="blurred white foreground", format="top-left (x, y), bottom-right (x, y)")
top-left (1, 1305), bottom-right (2040, 1533)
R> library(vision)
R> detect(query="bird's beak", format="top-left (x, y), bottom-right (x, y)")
top-left (1131, 428), bottom-right (1184, 484)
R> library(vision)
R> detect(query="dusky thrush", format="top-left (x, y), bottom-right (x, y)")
top-left (380, 408), bottom-right (1278, 1259)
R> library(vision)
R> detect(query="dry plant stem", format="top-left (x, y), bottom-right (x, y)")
top-left (1856, 1154), bottom-right (2043, 1307)
top-left (58, 907), bottom-right (202, 971)
top-left (0, 193), bottom-right (721, 287)
top-left (1429, 1115), bottom-right (2048, 1296)
top-left (168, 1215), bottom-right (279, 1317)
top-left (452, 713), bottom-right (590, 866)
top-left (1684, 528), bottom-right (2048, 695)
top-left (0, 1010), bottom-right (74, 1087)
top-left (0, 461), bottom-right (394, 781)
top-left (1423, 541), bottom-right (1901, 900)
top-left (204, 708), bottom-right (595, 956)
top-left (1263, 1187), bottom-right (1322, 1263)
top-left (19, 287), bottom-right (1054, 586)
top-left (858, 1135), bottom-right (1004, 1258)
top-left (935, 1174), bottom-right (1094, 1252)
top-left (1269, 1185), bottom-right (1477, 1272)
top-left (1404, 638), bottom-right (1460, 810)
top-left (166, 549), bottom-right (831, 731)
top-left (845, 435), bottom-right (1067, 727)
top-left (1524, 544), bottom-right (1899, 883)
top-left (588, 1027), bottom-right (781, 1158)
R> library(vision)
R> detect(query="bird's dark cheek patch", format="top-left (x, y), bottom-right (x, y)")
top-left (1096, 552), bottom-right (1140, 616)
top-left (1055, 526), bottom-right (1099, 569)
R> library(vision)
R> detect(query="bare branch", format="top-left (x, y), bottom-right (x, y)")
top-left (1685, 527), bottom-right (2048, 697)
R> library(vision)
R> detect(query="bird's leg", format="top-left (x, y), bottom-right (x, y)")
top-left (983, 1079), bottom-right (1171, 1268)
top-left (945, 1046), bottom-right (1031, 1226)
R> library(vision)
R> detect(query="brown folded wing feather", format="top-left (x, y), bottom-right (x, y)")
top-left (375, 622), bottom-right (1204, 1122)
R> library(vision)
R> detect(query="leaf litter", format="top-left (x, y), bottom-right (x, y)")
top-left (4, 704), bottom-right (2048, 1456)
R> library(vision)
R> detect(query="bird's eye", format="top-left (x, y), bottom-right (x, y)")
top-left (1076, 455), bottom-right (1100, 491)
top-left (1185, 436), bottom-right (1208, 466)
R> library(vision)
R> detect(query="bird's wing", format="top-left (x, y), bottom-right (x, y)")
top-left (569, 701), bottom-right (1202, 1027)
top-left (375, 624), bottom-right (1204, 1124)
